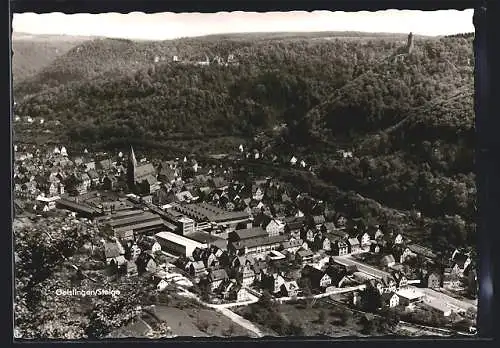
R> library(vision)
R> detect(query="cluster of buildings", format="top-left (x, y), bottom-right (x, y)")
top-left (151, 53), bottom-right (239, 67)
top-left (13, 143), bottom-right (477, 317)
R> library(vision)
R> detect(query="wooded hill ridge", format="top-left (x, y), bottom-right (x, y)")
top-left (13, 32), bottom-right (476, 250)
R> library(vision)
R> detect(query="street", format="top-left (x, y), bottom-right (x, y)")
top-left (332, 255), bottom-right (391, 279)
top-left (332, 255), bottom-right (477, 313)
top-left (420, 288), bottom-right (476, 312)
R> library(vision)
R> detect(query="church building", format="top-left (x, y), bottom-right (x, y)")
top-left (127, 146), bottom-right (160, 194)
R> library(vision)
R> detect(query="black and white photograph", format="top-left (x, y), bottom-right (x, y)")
top-left (12, 9), bottom-right (478, 339)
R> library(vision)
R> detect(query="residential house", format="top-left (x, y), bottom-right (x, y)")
top-left (325, 266), bottom-right (350, 288)
top-left (281, 237), bottom-right (303, 254)
top-left (124, 260), bottom-right (138, 277)
top-left (396, 288), bottom-right (424, 307)
top-left (137, 236), bottom-right (162, 254)
top-left (321, 222), bottom-right (335, 233)
top-left (87, 169), bottom-right (100, 187)
top-left (240, 266), bottom-right (255, 287)
top-left (380, 254), bottom-right (396, 268)
top-left (262, 273), bottom-right (285, 294)
top-left (368, 225), bottom-right (384, 241)
top-left (280, 280), bottom-right (299, 297)
top-left (332, 240), bottom-right (349, 256)
top-left (347, 238), bottom-right (360, 254)
top-left (451, 252), bottom-right (472, 277)
top-left (136, 252), bottom-right (158, 274)
top-left (252, 260), bottom-right (268, 282)
top-left (81, 173), bottom-right (91, 190)
top-left (302, 265), bottom-right (332, 291)
top-left (295, 248), bottom-right (314, 263)
top-left (102, 175), bottom-right (118, 190)
top-left (157, 278), bottom-right (169, 292)
top-left (230, 254), bottom-right (255, 269)
top-left (226, 284), bottom-right (250, 302)
top-left (264, 219), bottom-right (285, 237)
top-left (380, 275), bottom-right (397, 293)
top-left (392, 272), bottom-right (408, 288)
top-left (252, 186), bottom-right (265, 201)
top-left (312, 215), bottom-right (326, 229)
top-left (284, 217), bottom-right (305, 237)
top-left (301, 229), bottom-right (315, 243)
top-left (381, 292), bottom-right (400, 308)
top-left (368, 279), bottom-right (385, 295)
top-left (190, 260), bottom-right (208, 278)
top-left (443, 268), bottom-right (461, 288)
top-left (208, 269), bottom-right (228, 291)
top-left (322, 237), bottom-right (332, 252)
top-left (424, 271), bottom-right (443, 289)
top-left (368, 241), bottom-right (380, 253)
top-left (336, 215), bottom-right (347, 228)
top-left (141, 175), bottom-right (161, 194)
top-left (357, 232), bottom-right (371, 250)
top-left (205, 253), bottom-right (219, 269)
top-left (406, 244), bottom-right (437, 262)
top-left (394, 233), bottom-right (404, 245)
top-left (105, 240), bottom-right (126, 266)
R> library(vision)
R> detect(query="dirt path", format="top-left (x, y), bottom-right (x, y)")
top-left (216, 307), bottom-right (264, 338)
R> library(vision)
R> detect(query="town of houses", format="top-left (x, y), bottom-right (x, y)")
top-left (13, 142), bottom-right (478, 332)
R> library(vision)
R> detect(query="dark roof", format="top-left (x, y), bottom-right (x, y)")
top-left (313, 215), bottom-right (326, 225)
top-left (381, 292), bottom-right (398, 302)
top-left (113, 219), bottom-right (165, 234)
top-left (296, 249), bottom-right (314, 257)
top-left (56, 199), bottom-right (98, 215)
top-left (333, 240), bottom-right (349, 248)
top-left (231, 235), bottom-right (286, 250)
top-left (209, 269), bottom-right (228, 282)
top-left (347, 238), bottom-right (360, 246)
top-left (408, 244), bottom-right (437, 259)
top-left (381, 254), bottom-right (396, 265)
top-left (99, 159), bottom-right (113, 170)
top-left (87, 169), bottom-right (99, 179)
top-left (325, 266), bottom-right (348, 284)
top-left (136, 163), bottom-right (156, 179)
top-left (282, 238), bottom-right (303, 249)
top-left (105, 242), bottom-right (122, 258)
top-left (186, 232), bottom-right (227, 250)
top-left (452, 252), bottom-right (470, 268)
top-left (108, 212), bottom-right (162, 228)
top-left (191, 260), bottom-right (206, 271)
top-left (229, 227), bottom-right (267, 241)
top-left (171, 202), bottom-right (250, 223)
top-left (302, 265), bottom-right (326, 282)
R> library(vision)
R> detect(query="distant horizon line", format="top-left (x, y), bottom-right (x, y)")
top-left (12, 29), bottom-right (474, 41)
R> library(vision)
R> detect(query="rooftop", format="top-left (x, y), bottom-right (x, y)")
top-left (396, 288), bottom-right (424, 300)
top-left (171, 202), bottom-right (250, 223)
top-left (155, 231), bottom-right (207, 249)
top-left (113, 219), bottom-right (165, 234)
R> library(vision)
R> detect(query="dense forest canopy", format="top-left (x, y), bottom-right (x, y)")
top-left (13, 32), bottom-right (475, 250)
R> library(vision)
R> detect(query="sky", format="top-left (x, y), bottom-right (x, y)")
top-left (12, 10), bottom-right (474, 40)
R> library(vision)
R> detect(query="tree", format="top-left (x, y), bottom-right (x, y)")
top-left (359, 285), bottom-right (382, 312)
top-left (318, 309), bottom-right (327, 324)
top-left (359, 315), bottom-right (375, 335)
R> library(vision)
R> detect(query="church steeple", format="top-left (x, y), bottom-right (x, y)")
top-left (129, 145), bottom-right (137, 167)
top-left (127, 145), bottom-right (137, 190)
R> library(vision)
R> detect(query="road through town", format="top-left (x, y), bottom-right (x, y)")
top-left (332, 255), bottom-right (391, 279)
top-left (332, 256), bottom-right (477, 312)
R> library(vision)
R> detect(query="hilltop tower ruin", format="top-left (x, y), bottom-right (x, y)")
top-left (407, 32), bottom-right (414, 54)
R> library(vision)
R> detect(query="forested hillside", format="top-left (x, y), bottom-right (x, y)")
top-left (12, 33), bottom-right (92, 84)
top-left (13, 32), bottom-right (476, 250)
